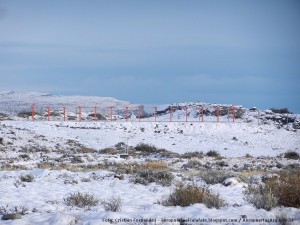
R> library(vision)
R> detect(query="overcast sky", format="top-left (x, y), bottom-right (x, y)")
top-left (0, 0), bottom-right (299, 112)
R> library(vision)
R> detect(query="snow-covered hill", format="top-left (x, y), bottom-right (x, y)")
top-left (0, 91), bottom-right (142, 116)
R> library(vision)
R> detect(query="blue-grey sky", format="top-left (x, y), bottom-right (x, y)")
top-left (0, 0), bottom-right (300, 112)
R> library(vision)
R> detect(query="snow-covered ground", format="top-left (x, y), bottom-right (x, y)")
top-left (1, 121), bottom-right (299, 158)
top-left (0, 92), bottom-right (299, 224)
top-left (0, 119), bottom-right (299, 225)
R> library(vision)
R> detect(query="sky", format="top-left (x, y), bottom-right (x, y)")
top-left (0, 0), bottom-right (300, 112)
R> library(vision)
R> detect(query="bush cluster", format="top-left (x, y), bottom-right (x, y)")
top-left (181, 151), bottom-right (204, 159)
top-left (141, 160), bottom-right (168, 171)
top-left (100, 196), bottom-right (122, 212)
top-left (196, 169), bottom-right (235, 185)
top-left (270, 108), bottom-right (291, 114)
top-left (161, 183), bottom-right (224, 209)
top-left (284, 151), bottom-right (299, 160)
top-left (19, 174), bottom-right (34, 182)
top-left (64, 192), bottom-right (98, 210)
top-left (135, 143), bottom-right (157, 153)
top-left (245, 169), bottom-right (300, 210)
top-left (133, 170), bottom-right (173, 186)
top-left (206, 150), bottom-right (220, 157)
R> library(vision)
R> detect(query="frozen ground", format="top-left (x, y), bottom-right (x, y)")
top-left (0, 113), bottom-right (299, 224)
top-left (0, 92), bottom-right (300, 225)
top-left (1, 120), bottom-right (299, 158)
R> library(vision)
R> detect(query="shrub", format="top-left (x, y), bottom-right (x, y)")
top-left (270, 108), bottom-right (291, 114)
top-left (133, 170), bottom-right (173, 186)
top-left (244, 185), bottom-right (278, 211)
top-left (81, 177), bottom-right (91, 182)
top-left (203, 191), bottom-right (226, 209)
top-left (19, 174), bottom-right (34, 182)
top-left (88, 113), bottom-right (106, 120)
top-left (17, 111), bottom-right (34, 118)
top-left (135, 143), bottom-right (157, 153)
top-left (273, 170), bottom-right (300, 208)
top-left (0, 205), bottom-right (28, 216)
top-left (79, 148), bottom-right (97, 153)
top-left (19, 154), bottom-right (30, 160)
top-left (183, 159), bottom-right (203, 169)
top-left (70, 156), bottom-right (84, 164)
top-left (206, 150), bottom-right (220, 157)
top-left (141, 160), bottom-right (168, 171)
top-left (161, 183), bottom-right (224, 208)
top-left (156, 148), bottom-right (180, 158)
top-left (64, 192), bottom-right (98, 210)
top-left (181, 151), bottom-right (204, 159)
top-left (245, 153), bottom-right (253, 158)
top-left (99, 148), bottom-right (117, 155)
top-left (109, 164), bottom-right (137, 174)
top-left (100, 196), bottom-right (122, 212)
top-left (284, 151), bottom-right (299, 160)
top-left (0, 113), bottom-right (8, 119)
top-left (196, 169), bottom-right (234, 185)
top-left (245, 169), bottom-right (300, 209)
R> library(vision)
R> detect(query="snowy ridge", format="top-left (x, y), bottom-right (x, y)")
top-left (0, 92), bottom-right (299, 131)
top-left (0, 91), bottom-right (142, 115)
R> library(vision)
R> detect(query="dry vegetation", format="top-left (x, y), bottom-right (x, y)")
top-left (64, 192), bottom-right (99, 210)
top-left (100, 196), bottom-right (122, 212)
top-left (284, 151), bottom-right (300, 160)
top-left (141, 160), bottom-right (169, 171)
top-left (160, 183), bottom-right (225, 209)
top-left (132, 170), bottom-right (174, 186)
top-left (244, 169), bottom-right (300, 210)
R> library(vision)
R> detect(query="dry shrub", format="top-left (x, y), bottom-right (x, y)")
top-left (79, 148), bottom-right (97, 153)
top-left (181, 151), bottom-right (204, 159)
top-left (19, 154), bottom-right (30, 160)
top-left (0, 205), bottom-right (28, 216)
top-left (99, 148), bottom-right (117, 155)
top-left (88, 113), bottom-right (106, 120)
top-left (284, 151), bottom-right (299, 160)
top-left (19, 174), bottom-right (34, 182)
top-left (196, 169), bottom-right (235, 185)
top-left (206, 150), bottom-right (220, 157)
top-left (161, 183), bottom-right (224, 208)
top-left (141, 160), bottom-right (168, 171)
top-left (156, 148), bottom-right (180, 158)
top-left (270, 108), bottom-right (290, 114)
top-left (133, 170), bottom-right (173, 186)
top-left (244, 185), bottom-right (278, 211)
top-left (100, 196), bottom-right (122, 212)
top-left (183, 159), bottom-right (203, 170)
top-left (81, 177), bottom-right (91, 182)
top-left (135, 143), bottom-right (157, 153)
top-left (109, 164), bottom-right (137, 174)
top-left (245, 169), bottom-right (300, 210)
top-left (39, 163), bottom-right (105, 172)
top-left (64, 192), bottom-right (98, 210)
top-left (17, 111), bottom-right (34, 118)
top-left (272, 170), bottom-right (300, 208)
